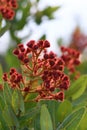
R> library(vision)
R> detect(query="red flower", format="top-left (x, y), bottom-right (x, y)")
top-left (3, 40), bottom-right (70, 102)
top-left (0, 0), bottom-right (18, 20)
top-left (61, 46), bottom-right (80, 73)
top-left (69, 27), bottom-right (87, 52)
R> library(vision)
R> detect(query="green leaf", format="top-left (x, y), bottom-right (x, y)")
top-left (43, 6), bottom-right (60, 18)
top-left (3, 84), bottom-right (19, 127)
top-left (57, 107), bottom-right (86, 130)
top-left (5, 48), bottom-right (20, 69)
top-left (35, 6), bottom-right (60, 24)
top-left (40, 104), bottom-right (53, 130)
top-left (0, 23), bottom-right (11, 37)
top-left (12, 90), bottom-right (19, 113)
top-left (40, 34), bottom-right (46, 40)
top-left (0, 109), bottom-right (9, 130)
top-left (12, 90), bottom-right (25, 114)
top-left (34, 113), bottom-right (41, 130)
top-left (15, 3), bottom-right (31, 30)
top-left (19, 105), bottom-right (40, 126)
top-left (3, 105), bottom-right (19, 127)
top-left (77, 61), bottom-right (87, 74)
top-left (3, 83), bottom-right (12, 105)
top-left (56, 100), bottom-right (72, 122)
top-left (0, 95), bottom-right (5, 110)
top-left (72, 92), bottom-right (87, 108)
top-left (65, 75), bottom-right (87, 100)
top-left (45, 100), bottom-right (60, 130)
top-left (78, 111), bottom-right (87, 130)
top-left (18, 91), bottom-right (25, 113)
top-left (35, 11), bottom-right (43, 24)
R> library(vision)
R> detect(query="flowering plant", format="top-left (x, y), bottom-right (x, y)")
top-left (0, 1), bottom-right (87, 130)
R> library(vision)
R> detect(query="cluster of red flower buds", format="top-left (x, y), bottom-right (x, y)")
top-left (0, 0), bottom-right (18, 20)
top-left (60, 46), bottom-right (80, 73)
top-left (3, 68), bottom-right (23, 89)
top-left (69, 27), bottom-right (87, 52)
top-left (3, 40), bottom-right (70, 102)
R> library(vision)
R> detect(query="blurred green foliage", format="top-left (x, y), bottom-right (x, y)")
top-left (0, 0), bottom-right (59, 71)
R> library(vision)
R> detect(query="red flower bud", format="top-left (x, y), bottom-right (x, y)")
top-left (54, 91), bottom-right (64, 101)
top-left (27, 40), bottom-right (35, 48)
top-left (23, 57), bottom-right (29, 63)
top-left (43, 40), bottom-right (50, 48)
top-left (13, 49), bottom-right (19, 55)
top-left (18, 53), bottom-right (24, 60)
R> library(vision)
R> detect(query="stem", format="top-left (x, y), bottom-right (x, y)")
top-left (16, 109), bottom-right (21, 118)
top-left (0, 15), bottom-right (2, 33)
top-left (25, 64), bottom-right (32, 71)
top-left (13, 126), bottom-right (16, 130)
top-left (11, 126), bottom-right (16, 130)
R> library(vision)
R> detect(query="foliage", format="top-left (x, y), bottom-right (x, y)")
top-left (0, 1), bottom-right (87, 130)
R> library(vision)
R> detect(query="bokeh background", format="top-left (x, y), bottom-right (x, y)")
top-left (0, 0), bottom-right (87, 70)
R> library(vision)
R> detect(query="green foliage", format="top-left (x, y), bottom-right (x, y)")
top-left (40, 104), bottom-right (53, 130)
top-left (0, 109), bottom-right (9, 130)
top-left (78, 111), bottom-right (87, 130)
top-left (12, 90), bottom-right (25, 114)
top-left (0, 0), bottom-right (60, 70)
top-left (57, 107), bottom-right (86, 130)
top-left (43, 6), bottom-right (60, 19)
top-left (1, 54), bottom-right (87, 130)
top-left (0, 1), bottom-right (87, 130)
top-left (65, 75), bottom-right (87, 100)
top-left (5, 48), bottom-right (20, 70)
top-left (0, 0), bottom-right (60, 43)
top-left (77, 61), bottom-right (87, 74)
top-left (35, 6), bottom-right (59, 24)
top-left (56, 100), bottom-right (72, 122)
top-left (0, 22), bottom-right (11, 37)
top-left (3, 105), bottom-right (19, 128)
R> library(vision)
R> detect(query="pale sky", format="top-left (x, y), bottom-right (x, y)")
top-left (0, 0), bottom-right (87, 54)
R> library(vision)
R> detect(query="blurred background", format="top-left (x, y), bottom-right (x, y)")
top-left (0, 0), bottom-right (87, 70)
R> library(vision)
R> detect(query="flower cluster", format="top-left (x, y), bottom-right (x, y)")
top-left (60, 46), bottom-right (80, 73)
top-left (3, 40), bottom-right (70, 102)
top-left (3, 68), bottom-right (23, 89)
top-left (0, 0), bottom-right (18, 20)
top-left (69, 27), bottom-right (87, 52)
